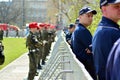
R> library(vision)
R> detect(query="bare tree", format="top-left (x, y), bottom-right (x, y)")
top-left (0, 1), bottom-right (22, 24)
top-left (49, 0), bottom-right (91, 23)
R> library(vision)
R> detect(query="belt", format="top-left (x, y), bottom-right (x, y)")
top-left (29, 48), bottom-right (39, 53)
top-left (29, 49), bottom-right (36, 53)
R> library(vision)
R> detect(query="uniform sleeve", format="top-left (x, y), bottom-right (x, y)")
top-left (112, 30), bottom-right (120, 43)
top-left (75, 29), bottom-right (92, 50)
top-left (106, 39), bottom-right (120, 80)
top-left (65, 34), bottom-right (71, 42)
top-left (31, 35), bottom-right (42, 47)
top-left (31, 35), bottom-right (39, 44)
top-left (26, 35), bottom-right (30, 48)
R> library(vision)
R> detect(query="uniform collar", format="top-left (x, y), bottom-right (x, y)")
top-left (99, 16), bottom-right (119, 29)
top-left (78, 23), bottom-right (86, 29)
top-left (30, 31), bottom-right (33, 34)
top-left (30, 31), bottom-right (35, 35)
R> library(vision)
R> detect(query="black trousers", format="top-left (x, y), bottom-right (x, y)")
top-left (76, 55), bottom-right (97, 80)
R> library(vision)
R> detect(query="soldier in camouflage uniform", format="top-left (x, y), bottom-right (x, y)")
top-left (36, 24), bottom-right (43, 69)
top-left (47, 27), bottom-right (56, 51)
top-left (26, 22), bottom-right (42, 80)
top-left (40, 24), bottom-right (49, 65)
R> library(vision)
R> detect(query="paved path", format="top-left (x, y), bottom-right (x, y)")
top-left (0, 40), bottom-right (56, 80)
top-left (0, 53), bottom-right (30, 80)
top-left (0, 52), bottom-right (50, 80)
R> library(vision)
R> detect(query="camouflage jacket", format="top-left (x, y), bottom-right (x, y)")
top-left (26, 31), bottom-right (42, 50)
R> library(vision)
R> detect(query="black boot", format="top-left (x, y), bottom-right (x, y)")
top-left (42, 60), bottom-right (45, 65)
top-left (35, 72), bottom-right (39, 76)
top-left (38, 64), bottom-right (42, 70)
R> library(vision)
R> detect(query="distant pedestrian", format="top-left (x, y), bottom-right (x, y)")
top-left (6, 29), bottom-right (8, 37)
top-left (15, 30), bottom-right (19, 37)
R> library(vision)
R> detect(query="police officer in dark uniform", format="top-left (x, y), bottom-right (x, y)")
top-left (71, 7), bottom-right (97, 80)
top-left (75, 18), bottom-right (79, 27)
top-left (65, 23), bottom-right (75, 45)
top-left (26, 22), bottom-right (42, 80)
top-left (106, 38), bottom-right (120, 80)
top-left (92, 0), bottom-right (120, 80)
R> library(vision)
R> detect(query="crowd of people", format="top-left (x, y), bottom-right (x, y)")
top-left (65, 0), bottom-right (120, 80)
top-left (25, 22), bottom-right (56, 80)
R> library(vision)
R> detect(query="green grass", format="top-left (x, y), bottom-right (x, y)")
top-left (0, 37), bottom-right (27, 70)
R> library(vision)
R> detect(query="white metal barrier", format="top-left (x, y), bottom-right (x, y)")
top-left (39, 30), bottom-right (93, 80)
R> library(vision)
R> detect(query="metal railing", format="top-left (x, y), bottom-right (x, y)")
top-left (39, 30), bottom-right (93, 80)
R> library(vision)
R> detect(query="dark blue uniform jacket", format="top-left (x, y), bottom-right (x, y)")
top-left (71, 23), bottom-right (93, 62)
top-left (92, 16), bottom-right (120, 76)
top-left (65, 31), bottom-right (72, 42)
top-left (106, 38), bottom-right (120, 80)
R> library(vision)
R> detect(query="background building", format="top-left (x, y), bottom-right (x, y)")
top-left (12, 0), bottom-right (48, 28)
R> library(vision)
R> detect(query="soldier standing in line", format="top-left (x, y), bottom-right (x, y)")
top-left (36, 24), bottom-right (43, 70)
top-left (40, 24), bottom-right (49, 65)
top-left (51, 29), bottom-right (56, 42)
top-left (26, 22), bottom-right (42, 80)
top-left (48, 28), bottom-right (56, 50)
top-left (48, 30), bottom-right (53, 51)
top-left (47, 24), bottom-right (53, 51)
